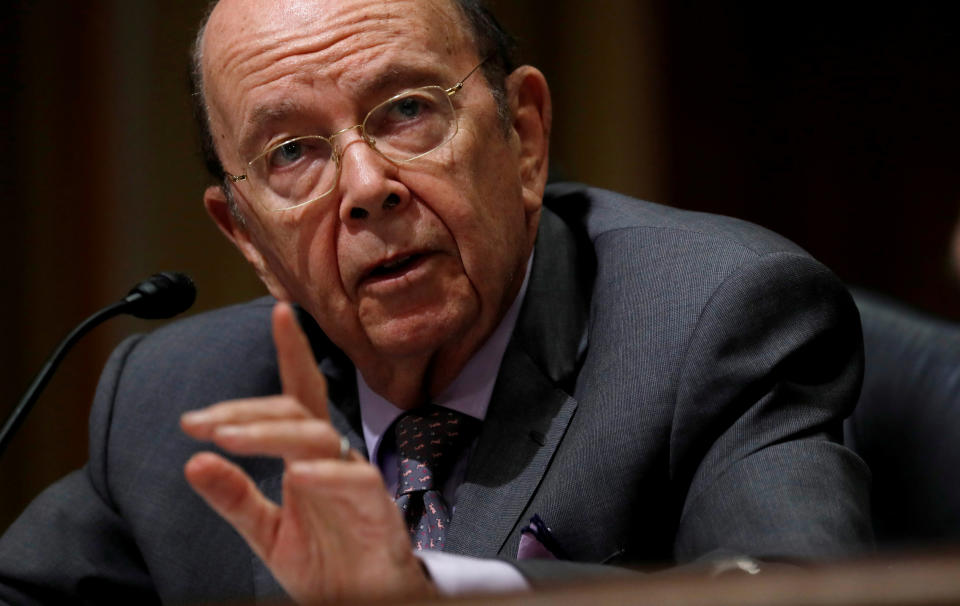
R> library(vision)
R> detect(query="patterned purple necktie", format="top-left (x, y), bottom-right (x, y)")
top-left (394, 406), bottom-right (476, 551)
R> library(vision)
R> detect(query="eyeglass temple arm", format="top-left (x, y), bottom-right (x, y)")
top-left (445, 56), bottom-right (489, 96)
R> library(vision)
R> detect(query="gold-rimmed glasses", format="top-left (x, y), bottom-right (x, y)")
top-left (225, 59), bottom-right (487, 212)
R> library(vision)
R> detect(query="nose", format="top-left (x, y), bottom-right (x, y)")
top-left (336, 131), bottom-right (411, 224)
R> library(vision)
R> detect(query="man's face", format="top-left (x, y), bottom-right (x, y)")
top-left (202, 0), bottom-right (547, 375)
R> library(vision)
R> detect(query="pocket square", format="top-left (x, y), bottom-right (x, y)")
top-left (517, 514), bottom-right (568, 560)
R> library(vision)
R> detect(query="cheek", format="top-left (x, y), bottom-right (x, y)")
top-left (448, 177), bottom-right (529, 281)
top-left (456, 207), bottom-right (528, 302)
top-left (408, 137), bottom-right (530, 303)
top-left (259, 210), bottom-right (355, 319)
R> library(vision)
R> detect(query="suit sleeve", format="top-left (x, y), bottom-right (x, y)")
top-left (670, 251), bottom-right (872, 562)
top-left (0, 335), bottom-right (161, 605)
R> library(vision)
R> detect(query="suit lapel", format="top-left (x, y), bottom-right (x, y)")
top-left (445, 207), bottom-right (594, 557)
top-left (444, 344), bottom-right (578, 556)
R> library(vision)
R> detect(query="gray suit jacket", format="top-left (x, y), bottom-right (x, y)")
top-left (0, 184), bottom-right (872, 604)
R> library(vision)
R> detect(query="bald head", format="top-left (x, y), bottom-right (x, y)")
top-left (189, 0), bottom-right (516, 183)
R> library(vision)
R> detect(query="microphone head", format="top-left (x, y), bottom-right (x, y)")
top-left (123, 272), bottom-right (197, 319)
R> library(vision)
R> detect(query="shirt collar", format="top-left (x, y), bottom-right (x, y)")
top-left (357, 253), bottom-right (534, 464)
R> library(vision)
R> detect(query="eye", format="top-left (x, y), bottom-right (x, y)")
top-left (268, 140), bottom-right (304, 168)
top-left (262, 137), bottom-right (332, 172)
top-left (390, 96), bottom-right (424, 120)
top-left (382, 92), bottom-right (442, 126)
top-left (368, 91), bottom-right (447, 141)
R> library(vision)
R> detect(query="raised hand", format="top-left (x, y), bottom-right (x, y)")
top-left (180, 302), bottom-right (433, 603)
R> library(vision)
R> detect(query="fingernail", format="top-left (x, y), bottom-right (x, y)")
top-left (288, 460), bottom-right (313, 476)
top-left (214, 425), bottom-right (244, 438)
top-left (181, 410), bottom-right (209, 425)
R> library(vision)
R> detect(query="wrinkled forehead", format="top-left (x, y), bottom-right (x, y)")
top-left (202, 0), bottom-right (475, 88)
top-left (199, 0), bottom-right (482, 164)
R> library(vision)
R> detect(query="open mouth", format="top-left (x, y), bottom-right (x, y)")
top-left (365, 253), bottom-right (427, 281)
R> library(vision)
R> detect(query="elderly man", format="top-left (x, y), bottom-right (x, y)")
top-left (0, 0), bottom-right (871, 603)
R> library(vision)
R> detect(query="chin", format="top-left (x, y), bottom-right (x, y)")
top-left (363, 305), bottom-right (478, 360)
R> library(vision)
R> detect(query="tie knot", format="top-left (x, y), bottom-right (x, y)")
top-left (395, 406), bottom-right (476, 495)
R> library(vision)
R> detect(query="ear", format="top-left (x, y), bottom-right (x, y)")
top-left (507, 65), bottom-right (552, 214)
top-left (203, 185), bottom-right (293, 301)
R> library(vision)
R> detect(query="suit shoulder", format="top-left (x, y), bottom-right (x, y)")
top-left (544, 182), bottom-right (809, 259)
top-left (110, 296), bottom-right (280, 411)
top-left (128, 296), bottom-right (275, 362)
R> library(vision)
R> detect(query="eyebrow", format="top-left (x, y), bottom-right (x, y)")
top-left (238, 98), bottom-right (311, 159)
top-left (355, 64), bottom-right (449, 99)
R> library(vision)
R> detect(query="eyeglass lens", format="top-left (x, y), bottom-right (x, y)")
top-left (249, 85), bottom-right (458, 210)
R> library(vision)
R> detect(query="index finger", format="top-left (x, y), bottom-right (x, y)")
top-left (272, 302), bottom-right (330, 420)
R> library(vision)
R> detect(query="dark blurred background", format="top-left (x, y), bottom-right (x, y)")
top-left (1, 1), bottom-right (958, 532)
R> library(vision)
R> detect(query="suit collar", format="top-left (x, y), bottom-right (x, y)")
top-left (512, 204), bottom-right (594, 389)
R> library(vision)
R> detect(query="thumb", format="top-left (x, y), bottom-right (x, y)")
top-left (273, 302), bottom-right (329, 419)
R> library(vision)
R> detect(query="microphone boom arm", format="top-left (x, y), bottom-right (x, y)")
top-left (0, 301), bottom-right (127, 457)
top-left (1, 272), bottom-right (196, 458)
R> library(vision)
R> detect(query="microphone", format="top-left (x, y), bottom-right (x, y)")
top-left (123, 272), bottom-right (197, 319)
top-left (0, 272), bottom-right (197, 457)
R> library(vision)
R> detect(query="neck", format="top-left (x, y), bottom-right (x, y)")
top-left (355, 319), bottom-right (494, 409)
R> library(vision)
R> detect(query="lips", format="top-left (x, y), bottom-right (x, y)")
top-left (358, 250), bottom-right (432, 288)
top-left (369, 253), bottom-right (422, 277)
